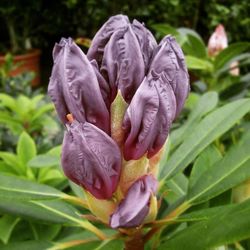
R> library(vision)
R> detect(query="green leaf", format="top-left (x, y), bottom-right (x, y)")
top-left (30, 94), bottom-right (44, 109)
top-left (17, 131), bottom-right (37, 165)
top-left (96, 239), bottom-right (124, 250)
top-left (29, 223), bottom-right (61, 240)
top-left (38, 168), bottom-right (64, 184)
top-left (0, 240), bottom-right (53, 250)
top-left (158, 199), bottom-right (250, 250)
top-left (164, 173), bottom-right (188, 204)
top-left (0, 152), bottom-right (23, 175)
top-left (0, 113), bottom-right (23, 134)
top-left (187, 132), bottom-right (250, 204)
top-left (171, 92), bottom-right (218, 149)
top-left (15, 95), bottom-right (32, 118)
top-left (48, 146), bottom-right (62, 156)
top-left (0, 215), bottom-right (20, 244)
top-left (214, 42), bottom-right (250, 70)
top-left (0, 198), bottom-right (77, 224)
top-left (28, 155), bottom-right (59, 168)
top-left (31, 200), bottom-right (106, 239)
top-left (31, 103), bottom-right (54, 122)
top-left (151, 23), bottom-right (179, 37)
top-left (0, 173), bottom-right (63, 200)
top-left (189, 145), bottom-right (222, 190)
top-left (185, 56), bottom-right (213, 71)
top-left (182, 34), bottom-right (207, 58)
top-left (160, 98), bottom-right (250, 183)
top-left (0, 93), bottom-right (16, 110)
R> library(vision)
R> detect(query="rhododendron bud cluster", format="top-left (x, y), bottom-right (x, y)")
top-left (48, 14), bottom-right (189, 228)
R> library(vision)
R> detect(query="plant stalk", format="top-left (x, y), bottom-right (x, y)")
top-left (124, 228), bottom-right (144, 250)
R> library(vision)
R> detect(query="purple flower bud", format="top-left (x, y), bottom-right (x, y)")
top-left (100, 25), bottom-right (145, 103)
top-left (123, 75), bottom-right (176, 160)
top-left (48, 38), bottom-right (110, 134)
top-left (61, 120), bottom-right (121, 199)
top-left (87, 15), bottom-right (129, 66)
top-left (110, 174), bottom-right (157, 228)
top-left (131, 19), bottom-right (157, 72)
top-left (150, 35), bottom-right (190, 117)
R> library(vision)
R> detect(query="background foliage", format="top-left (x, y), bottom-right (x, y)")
top-left (0, 0), bottom-right (250, 249)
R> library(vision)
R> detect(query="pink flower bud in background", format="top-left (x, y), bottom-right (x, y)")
top-left (208, 24), bottom-right (228, 57)
top-left (208, 24), bottom-right (239, 76)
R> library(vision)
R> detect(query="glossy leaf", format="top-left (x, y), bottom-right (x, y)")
top-left (0, 240), bottom-right (53, 250)
top-left (187, 132), bottom-right (250, 204)
top-left (151, 23), bottom-right (179, 38)
top-left (0, 198), bottom-right (78, 224)
top-left (31, 103), bottom-right (54, 122)
top-left (171, 91), bottom-right (218, 149)
top-left (17, 132), bottom-right (37, 165)
top-left (164, 173), bottom-right (188, 204)
top-left (182, 34), bottom-right (207, 58)
top-left (0, 153), bottom-right (23, 175)
top-left (160, 98), bottom-right (250, 182)
top-left (214, 42), bottom-right (250, 70)
top-left (0, 215), bottom-right (20, 244)
top-left (0, 93), bottom-right (16, 110)
top-left (159, 199), bottom-right (250, 250)
top-left (189, 144), bottom-right (222, 190)
top-left (185, 56), bottom-right (213, 71)
top-left (28, 155), bottom-right (59, 168)
top-left (0, 173), bottom-right (63, 200)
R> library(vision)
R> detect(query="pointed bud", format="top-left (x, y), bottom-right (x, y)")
top-left (208, 24), bottom-right (228, 57)
top-left (91, 59), bottom-right (111, 109)
top-left (150, 35), bottom-right (190, 117)
top-left (87, 14), bottom-right (129, 66)
top-left (61, 120), bottom-right (121, 199)
top-left (123, 75), bottom-right (176, 160)
top-left (101, 25), bottom-right (145, 102)
top-left (110, 175), bottom-right (157, 228)
top-left (131, 19), bottom-right (157, 72)
top-left (48, 38), bottom-right (110, 133)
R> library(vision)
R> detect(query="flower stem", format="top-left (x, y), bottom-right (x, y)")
top-left (124, 228), bottom-right (144, 250)
top-left (144, 201), bottom-right (190, 242)
top-left (61, 194), bottom-right (89, 209)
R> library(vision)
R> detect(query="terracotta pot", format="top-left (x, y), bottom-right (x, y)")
top-left (0, 49), bottom-right (41, 86)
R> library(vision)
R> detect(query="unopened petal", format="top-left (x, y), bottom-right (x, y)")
top-left (123, 75), bottom-right (176, 160)
top-left (101, 25), bottom-right (145, 102)
top-left (132, 19), bottom-right (157, 72)
top-left (149, 35), bottom-right (189, 117)
top-left (48, 38), bottom-right (110, 133)
top-left (110, 175), bottom-right (157, 228)
top-left (87, 14), bottom-right (129, 66)
top-left (91, 59), bottom-right (111, 109)
top-left (61, 120), bottom-right (121, 199)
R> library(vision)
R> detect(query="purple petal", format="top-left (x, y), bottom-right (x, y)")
top-left (131, 19), bottom-right (157, 72)
top-left (101, 25), bottom-right (145, 102)
top-left (149, 35), bottom-right (190, 117)
top-left (110, 175), bottom-right (157, 228)
top-left (91, 59), bottom-right (111, 109)
top-left (123, 75), bottom-right (176, 160)
top-left (87, 15), bottom-right (129, 66)
top-left (48, 38), bottom-right (110, 133)
top-left (61, 120), bottom-right (121, 199)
